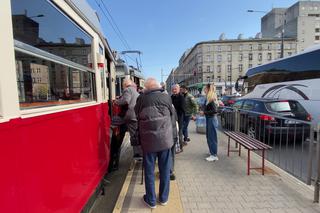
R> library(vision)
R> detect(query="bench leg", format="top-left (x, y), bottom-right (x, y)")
top-left (247, 150), bottom-right (250, 175)
top-left (239, 144), bottom-right (241, 156)
top-left (227, 136), bottom-right (230, 157)
top-left (262, 149), bottom-right (265, 175)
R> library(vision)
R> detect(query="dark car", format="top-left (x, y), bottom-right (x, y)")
top-left (220, 98), bottom-right (312, 143)
top-left (221, 95), bottom-right (239, 106)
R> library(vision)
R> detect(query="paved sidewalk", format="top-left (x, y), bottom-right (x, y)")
top-left (115, 122), bottom-right (320, 213)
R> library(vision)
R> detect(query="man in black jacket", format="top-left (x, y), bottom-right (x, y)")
top-left (135, 78), bottom-right (174, 209)
top-left (171, 84), bottom-right (186, 151)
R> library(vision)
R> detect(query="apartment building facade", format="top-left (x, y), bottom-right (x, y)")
top-left (167, 37), bottom-right (297, 96)
top-left (262, 1), bottom-right (320, 52)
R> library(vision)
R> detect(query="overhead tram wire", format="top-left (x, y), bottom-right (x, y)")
top-left (99, 0), bottom-right (144, 71)
top-left (99, 0), bottom-right (131, 50)
top-left (94, 0), bottom-right (130, 50)
top-left (94, 0), bottom-right (144, 70)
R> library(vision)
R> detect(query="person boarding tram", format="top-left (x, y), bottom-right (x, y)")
top-left (115, 78), bottom-right (142, 159)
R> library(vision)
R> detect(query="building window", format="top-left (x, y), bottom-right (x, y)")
top-left (227, 76), bottom-right (231, 81)
top-left (258, 53), bottom-right (262, 61)
top-left (249, 44), bottom-right (253, 51)
top-left (316, 36), bottom-right (320, 40)
top-left (217, 46), bottom-right (221, 52)
top-left (239, 53), bottom-right (243, 61)
top-left (287, 52), bottom-right (292, 56)
top-left (197, 47), bottom-right (202, 54)
top-left (316, 28), bottom-right (320, 33)
top-left (258, 44), bottom-right (262, 50)
top-left (248, 64), bottom-right (253, 68)
top-left (206, 55), bottom-right (211, 62)
top-left (277, 52), bottom-right (281, 58)
top-left (198, 55), bottom-right (202, 62)
top-left (267, 53), bottom-right (272, 61)
top-left (268, 43), bottom-right (272, 50)
top-left (217, 55), bottom-right (222, 62)
top-left (227, 65), bottom-right (232, 73)
top-left (227, 54), bottom-right (232, 62)
top-left (199, 66), bottom-right (202, 72)
top-left (277, 44), bottom-right (281, 50)
top-left (217, 76), bottom-right (221, 82)
top-left (228, 45), bottom-right (232, 51)
top-left (239, 45), bottom-right (243, 51)
top-left (238, 64), bottom-right (243, 72)
top-left (207, 46), bottom-right (211, 52)
top-left (248, 53), bottom-right (253, 61)
top-left (206, 65), bottom-right (211, 72)
top-left (217, 65), bottom-right (221, 73)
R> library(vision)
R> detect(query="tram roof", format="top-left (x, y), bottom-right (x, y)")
top-left (246, 44), bottom-right (320, 77)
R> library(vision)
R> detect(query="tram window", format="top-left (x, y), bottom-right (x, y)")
top-left (11, 0), bottom-right (92, 67)
top-left (15, 51), bottom-right (96, 109)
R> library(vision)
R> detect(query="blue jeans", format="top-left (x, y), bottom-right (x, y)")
top-left (144, 149), bottom-right (171, 206)
top-left (206, 116), bottom-right (219, 156)
top-left (183, 115), bottom-right (191, 140)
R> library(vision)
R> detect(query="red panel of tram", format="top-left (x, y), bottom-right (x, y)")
top-left (0, 103), bottom-right (110, 212)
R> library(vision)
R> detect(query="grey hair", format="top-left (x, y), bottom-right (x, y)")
top-left (172, 84), bottom-right (180, 90)
top-left (144, 78), bottom-right (161, 90)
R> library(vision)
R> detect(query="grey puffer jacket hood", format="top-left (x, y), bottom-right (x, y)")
top-left (135, 89), bottom-right (174, 153)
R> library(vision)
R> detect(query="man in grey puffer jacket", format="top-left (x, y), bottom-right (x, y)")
top-left (115, 78), bottom-right (142, 158)
top-left (135, 78), bottom-right (174, 209)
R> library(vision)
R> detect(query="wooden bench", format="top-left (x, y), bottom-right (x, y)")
top-left (224, 131), bottom-right (272, 175)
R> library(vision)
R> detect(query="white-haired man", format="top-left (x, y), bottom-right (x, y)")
top-left (115, 78), bottom-right (142, 158)
top-left (171, 84), bottom-right (186, 151)
top-left (135, 78), bottom-right (174, 209)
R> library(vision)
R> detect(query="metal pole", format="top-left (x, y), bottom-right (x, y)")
top-left (313, 124), bottom-right (320, 203)
top-left (281, 28), bottom-right (284, 58)
top-left (307, 124), bottom-right (315, 185)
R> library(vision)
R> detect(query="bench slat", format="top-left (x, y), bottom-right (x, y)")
top-left (224, 131), bottom-right (272, 150)
top-left (237, 131), bottom-right (272, 149)
top-left (227, 132), bottom-right (258, 150)
top-left (232, 132), bottom-right (269, 150)
top-left (224, 131), bottom-right (256, 149)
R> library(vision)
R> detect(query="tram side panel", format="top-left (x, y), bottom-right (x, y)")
top-left (0, 103), bottom-right (110, 213)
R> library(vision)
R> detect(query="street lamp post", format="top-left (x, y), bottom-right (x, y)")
top-left (280, 28), bottom-right (284, 58)
top-left (247, 9), bottom-right (285, 58)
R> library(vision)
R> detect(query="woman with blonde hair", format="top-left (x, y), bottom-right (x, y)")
top-left (203, 83), bottom-right (219, 162)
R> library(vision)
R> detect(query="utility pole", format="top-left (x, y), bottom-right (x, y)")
top-left (161, 68), bottom-right (163, 83)
top-left (280, 28), bottom-right (284, 58)
top-left (247, 9), bottom-right (285, 58)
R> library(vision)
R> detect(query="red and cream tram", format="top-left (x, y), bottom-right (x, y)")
top-left (0, 0), bottom-right (116, 212)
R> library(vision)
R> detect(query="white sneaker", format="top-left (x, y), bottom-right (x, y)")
top-left (206, 155), bottom-right (218, 162)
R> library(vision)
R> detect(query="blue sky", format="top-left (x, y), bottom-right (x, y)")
top-left (87, 0), bottom-right (298, 82)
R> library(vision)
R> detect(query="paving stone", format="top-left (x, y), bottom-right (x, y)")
top-left (119, 123), bottom-right (320, 213)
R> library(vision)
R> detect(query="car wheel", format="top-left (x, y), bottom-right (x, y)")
top-left (248, 126), bottom-right (256, 139)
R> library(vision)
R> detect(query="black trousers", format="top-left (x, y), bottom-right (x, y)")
top-left (177, 114), bottom-right (184, 150)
